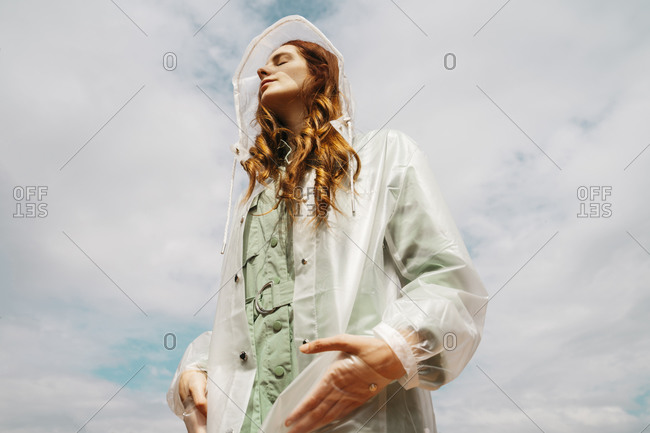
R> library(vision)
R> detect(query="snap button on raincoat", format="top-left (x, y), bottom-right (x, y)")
top-left (167, 14), bottom-right (489, 433)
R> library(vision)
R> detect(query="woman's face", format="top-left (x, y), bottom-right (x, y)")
top-left (257, 44), bottom-right (310, 115)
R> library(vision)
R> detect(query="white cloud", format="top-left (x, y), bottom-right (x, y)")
top-left (1, 0), bottom-right (649, 431)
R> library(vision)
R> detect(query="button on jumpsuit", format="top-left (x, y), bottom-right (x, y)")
top-left (166, 15), bottom-right (489, 433)
top-left (239, 173), bottom-right (299, 432)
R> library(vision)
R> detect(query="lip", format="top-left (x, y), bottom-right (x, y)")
top-left (260, 79), bottom-right (275, 89)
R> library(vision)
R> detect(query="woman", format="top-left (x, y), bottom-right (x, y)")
top-left (167, 15), bottom-right (489, 433)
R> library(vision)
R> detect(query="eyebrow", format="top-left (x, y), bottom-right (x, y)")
top-left (265, 51), bottom-right (292, 67)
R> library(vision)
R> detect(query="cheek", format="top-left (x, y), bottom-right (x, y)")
top-left (277, 77), bottom-right (301, 94)
top-left (287, 68), bottom-right (309, 87)
top-left (297, 70), bottom-right (310, 87)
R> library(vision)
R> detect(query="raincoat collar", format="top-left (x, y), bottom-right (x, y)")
top-left (221, 15), bottom-right (358, 254)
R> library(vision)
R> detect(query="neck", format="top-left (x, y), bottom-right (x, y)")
top-left (278, 100), bottom-right (307, 136)
top-left (284, 113), bottom-right (305, 136)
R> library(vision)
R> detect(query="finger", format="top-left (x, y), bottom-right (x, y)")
top-left (314, 397), bottom-right (358, 431)
top-left (190, 376), bottom-right (208, 416)
top-left (179, 371), bottom-right (192, 402)
top-left (286, 394), bottom-right (339, 433)
top-left (180, 370), bottom-right (203, 402)
top-left (285, 374), bottom-right (335, 427)
top-left (301, 334), bottom-right (360, 354)
top-left (290, 396), bottom-right (359, 433)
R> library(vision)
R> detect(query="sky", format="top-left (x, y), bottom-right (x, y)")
top-left (1, 0), bottom-right (649, 432)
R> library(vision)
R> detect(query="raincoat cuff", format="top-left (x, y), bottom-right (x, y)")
top-left (372, 322), bottom-right (419, 390)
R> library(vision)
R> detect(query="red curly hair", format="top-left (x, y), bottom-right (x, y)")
top-left (240, 40), bottom-right (361, 234)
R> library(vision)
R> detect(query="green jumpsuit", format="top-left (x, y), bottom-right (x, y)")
top-left (239, 174), bottom-right (299, 433)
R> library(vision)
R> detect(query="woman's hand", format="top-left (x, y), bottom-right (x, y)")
top-left (179, 370), bottom-right (208, 417)
top-left (284, 334), bottom-right (407, 433)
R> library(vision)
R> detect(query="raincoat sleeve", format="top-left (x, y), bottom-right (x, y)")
top-left (372, 132), bottom-right (488, 391)
top-left (166, 331), bottom-right (212, 419)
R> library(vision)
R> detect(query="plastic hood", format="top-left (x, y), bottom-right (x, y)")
top-left (221, 15), bottom-right (357, 254)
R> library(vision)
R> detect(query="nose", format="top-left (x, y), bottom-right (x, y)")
top-left (257, 65), bottom-right (271, 80)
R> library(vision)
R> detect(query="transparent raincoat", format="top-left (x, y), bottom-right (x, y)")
top-left (167, 14), bottom-right (489, 433)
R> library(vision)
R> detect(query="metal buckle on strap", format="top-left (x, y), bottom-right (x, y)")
top-left (254, 280), bottom-right (280, 315)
